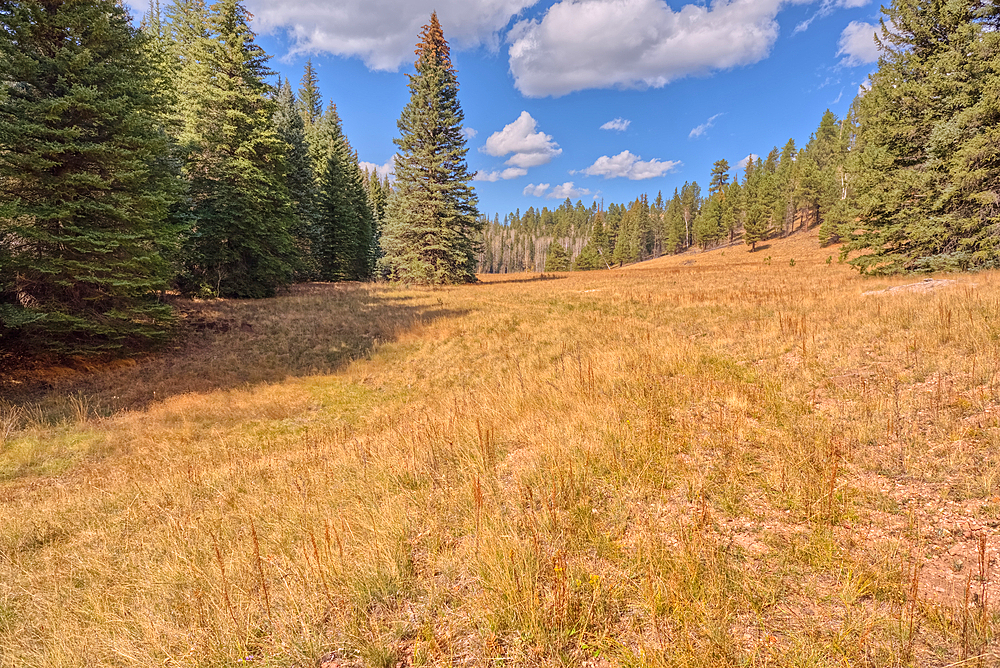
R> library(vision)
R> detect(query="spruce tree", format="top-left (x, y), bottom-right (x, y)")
top-left (274, 79), bottom-right (319, 279)
top-left (379, 13), bottom-right (481, 284)
top-left (841, 0), bottom-right (1000, 272)
top-left (365, 168), bottom-right (388, 267)
top-left (0, 0), bottom-right (181, 356)
top-left (312, 103), bottom-right (374, 281)
top-left (174, 0), bottom-right (297, 298)
top-left (544, 242), bottom-right (571, 272)
top-left (298, 59), bottom-right (323, 134)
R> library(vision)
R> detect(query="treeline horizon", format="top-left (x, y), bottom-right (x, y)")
top-left (483, 0), bottom-right (1000, 277)
top-left (479, 106), bottom-right (855, 274)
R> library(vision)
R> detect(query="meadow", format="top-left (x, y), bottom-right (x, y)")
top-left (1, 230), bottom-right (999, 667)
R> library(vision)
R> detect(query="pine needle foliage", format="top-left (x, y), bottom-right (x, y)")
top-left (0, 0), bottom-right (181, 357)
top-left (379, 13), bottom-right (481, 284)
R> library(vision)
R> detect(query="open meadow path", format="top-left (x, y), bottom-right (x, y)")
top-left (2, 229), bottom-right (999, 667)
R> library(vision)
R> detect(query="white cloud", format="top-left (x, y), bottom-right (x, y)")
top-left (482, 111), bottom-right (562, 169)
top-left (359, 158), bottom-right (396, 180)
top-left (736, 153), bottom-right (759, 169)
top-left (462, 127), bottom-right (478, 139)
top-left (600, 117), bottom-right (631, 132)
top-left (548, 182), bottom-right (591, 199)
top-left (523, 183), bottom-right (551, 197)
top-left (689, 113), bottom-right (722, 139)
top-left (474, 167), bottom-right (528, 181)
top-left (838, 21), bottom-right (881, 66)
top-left (582, 151), bottom-right (680, 180)
top-left (794, 0), bottom-right (871, 34)
top-left (247, 0), bottom-right (540, 70)
top-left (508, 0), bottom-right (797, 98)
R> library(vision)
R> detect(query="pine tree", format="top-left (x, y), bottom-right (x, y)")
top-left (379, 13), bottom-right (481, 284)
top-left (366, 168), bottom-right (388, 267)
top-left (680, 181), bottom-right (701, 248)
top-left (708, 159), bottom-right (730, 197)
top-left (664, 189), bottom-right (685, 253)
top-left (0, 0), bottom-right (181, 356)
top-left (312, 103), bottom-right (374, 281)
top-left (773, 138), bottom-right (798, 234)
top-left (164, 0), bottom-right (210, 143)
top-left (298, 59), bottom-right (323, 134)
top-left (174, 0), bottom-right (297, 298)
top-left (274, 78), bottom-right (319, 279)
top-left (722, 179), bottom-right (742, 243)
top-left (743, 161), bottom-right (769, 251)
top-left (544, 242), bottom-right (571, 272)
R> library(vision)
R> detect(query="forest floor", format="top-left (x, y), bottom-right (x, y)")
top-left (2, 228), bottom-right (1000, 667)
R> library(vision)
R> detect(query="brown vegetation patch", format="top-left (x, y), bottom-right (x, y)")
top-left (3, 229), bottom-right (1000, 666)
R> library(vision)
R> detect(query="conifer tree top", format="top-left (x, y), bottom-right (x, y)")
top-left (414, 12), bottom-right (453, 72)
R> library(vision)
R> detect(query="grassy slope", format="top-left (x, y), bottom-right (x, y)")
top-left (1, 230), bottom-right (999, 667)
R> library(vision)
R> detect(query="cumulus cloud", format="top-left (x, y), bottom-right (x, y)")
top-left (508, 0), bottom-right (795, 97)
top-left (837, 21), bottom-right (881, 66)
top-left (483, 111), bottom-right (562, 169)
top-left (247, 0), bottom-right (539, 70)
top-left (475, 167), bottom-right (528, 181)
top-left (548, 182), bottom-right (592, 199)
top-left (689, 113), bottom-right (722, 139)
top-left (359, 158), bottom-right (396, 180)
top-left (600, 118), bottom-right (631, 132)
top-left (462, 127), bottom-right (478, 139)
top-left (523, 183), bottom-right (551, 197)
top-left (736, 153), bottom-right (760, 169)
top-left (582, 151), bottom-right (680, 180)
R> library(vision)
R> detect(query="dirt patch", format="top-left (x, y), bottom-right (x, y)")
top-left (862, 278), bottom-right (967, 295)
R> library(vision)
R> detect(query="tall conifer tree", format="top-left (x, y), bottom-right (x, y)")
top-left (298, 59), bottom-right (322, 134)
top-left (274, 78), bottom-right (319, 279)
top-left (0, 0), bottom-right (180, 355)
top-left (844, 0), bottom-right (1000, 272)
top-left (174, 0), bottom-right (296, 298)
top-left (312, 103), bottom-right (374, 281)
top-left (379, 13), bottom-right (481, 284)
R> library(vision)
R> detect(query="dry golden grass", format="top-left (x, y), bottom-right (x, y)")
top-left (2, 229), bottom-right (999, 667)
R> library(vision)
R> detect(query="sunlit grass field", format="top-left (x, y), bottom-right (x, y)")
top-left (2, 230), bottom-right (999, 667)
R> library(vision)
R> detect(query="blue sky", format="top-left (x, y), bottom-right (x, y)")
top-left (132, 0), bottom-right (885, 218)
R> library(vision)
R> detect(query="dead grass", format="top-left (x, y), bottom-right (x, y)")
top-left (1, 229), bottom-right (999, 667)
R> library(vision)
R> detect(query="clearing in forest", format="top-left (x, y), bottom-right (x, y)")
top-left (1, 230), bottom-right (999, 667)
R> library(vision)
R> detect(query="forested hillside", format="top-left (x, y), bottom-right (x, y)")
top-left (481, 108), bottom-right (857, 273)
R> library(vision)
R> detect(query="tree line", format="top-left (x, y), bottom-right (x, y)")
top-left (0, 2), bottom-right (477, 359)
top-left (506, 0), bottom-right (1000, 276)
top-left (491, 107), bottom-right (855, 274)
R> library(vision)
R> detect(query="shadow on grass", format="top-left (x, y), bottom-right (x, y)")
top-left (1, 283), bottom-right (466, 418)
top-left (477, 273), bottom-right (569, 285)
